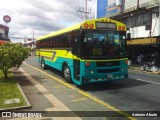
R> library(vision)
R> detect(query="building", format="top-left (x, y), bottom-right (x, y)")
top-left (23, 39), bottom-right (36, 55)
top-left (96, 0), bottom-right (160, 65)
top-left (0, 24), bottom-right (10, 45)
top-left (96, 0), bottom-right (124, 18)
top-left (96, 0), bottom-right (108, 18)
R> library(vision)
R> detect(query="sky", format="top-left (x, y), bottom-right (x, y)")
top-left (0, 0), bottom-right (96, 43)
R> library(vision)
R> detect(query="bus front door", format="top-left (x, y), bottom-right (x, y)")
top-left (73, 59), bottom-right (80, 84)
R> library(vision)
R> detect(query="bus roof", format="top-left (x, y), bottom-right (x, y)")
top-left (36, 18), bottom-right (126, 41)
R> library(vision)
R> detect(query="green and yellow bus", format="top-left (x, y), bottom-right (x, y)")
top-left (36, 18), bottom-right (129, 85)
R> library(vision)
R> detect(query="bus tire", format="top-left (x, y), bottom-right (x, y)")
top-left (63, 64), bottom-right (72, 83)
top-left (41, 58), bottom-right (47, 69)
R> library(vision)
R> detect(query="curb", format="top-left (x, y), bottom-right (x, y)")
top-left (0, 81), bottom-right (31, 111)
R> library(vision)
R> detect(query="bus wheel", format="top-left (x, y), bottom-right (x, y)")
top-left (41, 58), bottom-right (46, 69)
top-left (63, 64), bottom-right (72, 83)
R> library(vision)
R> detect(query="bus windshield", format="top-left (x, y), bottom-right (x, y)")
top-left (80, 30), bottom-right (127, 58)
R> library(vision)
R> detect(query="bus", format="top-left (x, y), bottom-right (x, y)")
top-left (36, 18), bottom-right (130, 85)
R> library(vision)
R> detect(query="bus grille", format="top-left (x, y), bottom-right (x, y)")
top-left (96, 61), bottom-right (120, 67)
top-left (97, 68), bottom-right (119, 73)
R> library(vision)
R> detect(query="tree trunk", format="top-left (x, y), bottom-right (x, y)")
top-left (2, 68), bottom-right (8, 79)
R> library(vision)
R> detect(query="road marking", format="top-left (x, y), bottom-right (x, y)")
top-left (136, 78), bottom-right (160, 85)
top-left (24, 62), bottom-right (136, 120)
top-left (72, 98), bottom-right (88, 102)
top-left (54, 85), bottom-right (66, 88)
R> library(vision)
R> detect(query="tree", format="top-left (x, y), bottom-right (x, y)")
top-left (0, 43), bottom-right (31, 79)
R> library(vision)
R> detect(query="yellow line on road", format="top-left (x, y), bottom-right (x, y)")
top-left (24, 62), bottom-right (136, 120)
top-left (54, 85), bottom-right (66, 88)
top-left (72, 98), bottom-right (88, 102)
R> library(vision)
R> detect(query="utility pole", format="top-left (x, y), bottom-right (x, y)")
top-left (159, 4), bottom-right (160, 37)
top-left (137, 0), bottom-right (139, 9)
top-left (77, 0), bottom-right (91, 21)
top-left (33, 29), bottom-right (35, 56)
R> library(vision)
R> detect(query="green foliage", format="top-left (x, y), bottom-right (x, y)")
top-left (0, 43), bottom-right (31, 79)
top-left (0, 70), bottom-right (27, 108)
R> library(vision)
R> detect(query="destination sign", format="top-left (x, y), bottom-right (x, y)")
top-left (96, 22), bottom-right (116, 29)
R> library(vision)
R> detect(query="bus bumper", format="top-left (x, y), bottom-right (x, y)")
top-left (82, 73), bottom-right (128, 84)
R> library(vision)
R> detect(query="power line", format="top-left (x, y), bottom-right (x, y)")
top-left (76, 0), bottom-right (91, 21)
top-left (9, 37), bottom-right (35, 39)
top-left (71, 0), bottom-right (84, 21)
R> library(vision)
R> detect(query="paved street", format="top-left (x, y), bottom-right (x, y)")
top-left (25, 56), bottom-right (160, 111)
top-left (86, 70), bottom-right (160, 112)
top-left (2, 56), bottom-right (160, 120)
top-left (8, 56), bottom-right (132, 120)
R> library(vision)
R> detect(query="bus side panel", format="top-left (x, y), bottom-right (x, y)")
top-left (44, 57), bottom-right (81, 84)
top-left (35, 49), bottom-right (41, 62)
top-left (36, 49), bottom-right (69, 68)
top-left (35, 49), bottom-right (81, 84)
top-left (44, 57), bottom-right (72, 71)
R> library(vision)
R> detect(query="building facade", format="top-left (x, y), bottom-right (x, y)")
top-left (0, 24), bottom-right (10, 45)
top-left (96, 0), bottom-right (160, 65)
top-left (96, 0), bottom-right (124, 18)
top-left (96, 0), bottom-right (108, 18)
top-left (106, 0), bottom-right (124, 16)
top-left (23, 39), bottom-right (36, 55)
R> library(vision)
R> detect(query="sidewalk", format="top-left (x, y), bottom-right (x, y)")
top-left (4, 62), bottom-right (135, 120)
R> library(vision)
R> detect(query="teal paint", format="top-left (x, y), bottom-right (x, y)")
top-left (36, 56), bottom-right (128, 85)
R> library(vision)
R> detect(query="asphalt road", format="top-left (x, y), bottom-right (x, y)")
top-left (85, 71), bottom-right (160, 111)
top-left (25, 56), bottom-right (160, 119)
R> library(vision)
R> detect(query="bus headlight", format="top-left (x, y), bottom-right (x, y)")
top-left (121, 68), bottom-right (127, 72)
top-left (85, 70), bottom-right (94, 74)
top-left (90, 70), bottom-right (94, 74)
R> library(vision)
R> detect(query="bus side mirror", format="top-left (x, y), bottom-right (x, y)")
top-left (126, 33), bottom-right (131, 40)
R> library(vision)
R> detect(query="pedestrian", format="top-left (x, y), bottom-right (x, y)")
top-left (137, 54), bottom-right (144, 65)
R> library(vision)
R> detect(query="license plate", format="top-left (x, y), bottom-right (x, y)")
top-left (107, 75), bottom-right (113, 79)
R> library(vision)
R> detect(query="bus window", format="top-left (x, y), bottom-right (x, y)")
top-left (68, 33), bottom-right (74, 47)
top-left (80, 30), bottom-right (127, 57)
